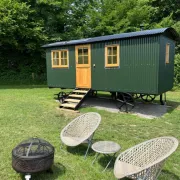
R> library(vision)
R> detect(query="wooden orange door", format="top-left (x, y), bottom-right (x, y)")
top-left (75, 45), bottom-right (91, 88)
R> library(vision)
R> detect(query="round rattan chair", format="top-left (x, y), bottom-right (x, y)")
top-left (114, 136), bottom-right (178, 180)
top-left (60, 112), bottom-right (101, 158)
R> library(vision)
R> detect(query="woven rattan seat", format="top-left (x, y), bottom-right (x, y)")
top-left (60, 112), bottom-right (101, 158)
top-left (114, 136), bottom-right (178, 180)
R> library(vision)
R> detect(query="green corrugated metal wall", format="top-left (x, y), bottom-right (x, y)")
top-left (158, 35), bottom-right (175, 94)
top-left (46, 34), bottom-right (175, 95)
top-left (91, 36), bottom-right (160, 94)
top-left (46, 46), bottom-right (75, 88)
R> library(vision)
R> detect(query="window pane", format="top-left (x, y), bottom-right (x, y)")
top-left (53, 52), bottom-right (59, 59)
top-left (61, 58), bottom-right (67, 65)
top-left (78, 48), bottom-right (83, 56)
top-left (107, 47), bottom-right (112, 55)
top-left (61, 51), bottom-right (67, 59)
top-left (84, 56), bottom-right (88, 64)
top-left (108, 56), bottom-right (112, 64)
top-left (113, 47), bottom-right (117, 55)
top-left (64, 51), bottom-right (67, 58)
top-left (64, 59), bottom-right (67, 65)
top-left (113, 56), bottom-right (117, 64)
top-left (61, 59), bottom-right (65, 65)
top-left (165, 44), bottom-right (170, 64)
top-left (53, 58), bottom-right (59, 65)
top-left (83, 48), bottom-right (88, 55)
top-left (61, 51), bottom-right (64, 58)
top-left (78, 56), bottom-right (83, 64)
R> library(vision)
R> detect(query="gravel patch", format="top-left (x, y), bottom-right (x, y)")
top-left (82, 97), bottom-right (169, 119)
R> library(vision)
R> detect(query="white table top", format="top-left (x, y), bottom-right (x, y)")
top-left (92, 141), bottom-right (121, 154)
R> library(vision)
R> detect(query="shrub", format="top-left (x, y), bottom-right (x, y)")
top-left (174, 53), bottom-right (180, 88)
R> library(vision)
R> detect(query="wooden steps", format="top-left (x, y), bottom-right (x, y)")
top-left (61, 103), bottom-right (77, 108)
top-left (64, 99), bottom-right (80, 103)
top-left (73, 90), bottom-right (88, 93)
top-left (60, 89), bottom-right (90, 110)
top-left (69, 94), bottom-right (84, 98)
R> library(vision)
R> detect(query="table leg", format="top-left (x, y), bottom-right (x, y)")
top-left (92, 153), bottom-right (100, 165)
top-left (102, 153), bottom-right (116, 172)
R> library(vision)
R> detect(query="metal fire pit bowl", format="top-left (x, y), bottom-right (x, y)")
top-left (12, 137), bottom-right (54, 174)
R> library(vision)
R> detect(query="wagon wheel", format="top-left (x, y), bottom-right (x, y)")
top-left (91, 90), bottom-right (97, 97)
top-left (58, 92), bottom-right (67, 103)
top-left (111, 92), bottom-right (116, 100)
top-left (132, 93), bottom-right (140, 100)
top-left (140, 94), bottom-right (156, 102)
top-left (116, 93), bottom-right (135, 112)
top-left (117, 92), bottom-right (134, 102)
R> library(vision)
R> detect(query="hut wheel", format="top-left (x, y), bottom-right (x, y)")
top-left (132, 93), bottom-right (140, 99)
top-left (116, 92), bottom-right (135, 112)
top-left (140, 94), bottom-right (156, 102)
top-left (91, 90), bottom-right (97, 97)
top-left (110, 92), bottom-right (116, 100)
top-left (58, 92), bottom-right (67, 103)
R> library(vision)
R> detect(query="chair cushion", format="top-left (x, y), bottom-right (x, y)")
top-left (114, 161), bottom-right (142, 179)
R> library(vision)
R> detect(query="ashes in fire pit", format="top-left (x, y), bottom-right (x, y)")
top-left (12, 137), bottom-right (54, 178)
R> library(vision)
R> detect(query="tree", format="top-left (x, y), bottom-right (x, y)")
top-left (82, 0), bottom-right (156, 36)
top-left (19, 0), bottom-right (69, 42)
top-left (0, 0), bottom-right (47, 52)
top-left (149, 0), bottom-right (180, 22)
top-left (0, 0), bottom-right (48, 83)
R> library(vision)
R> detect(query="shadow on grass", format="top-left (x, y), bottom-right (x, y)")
top-left (166, 100), bottom-right (180, 113)
top-left (160, 169), bottom-right (180, 180)
top-left (66, 144), bottom-right (95, 157)
top-left (96, 155), bottom-right (116, 171)
top-left (66, 138), bottom-right (103, 157)
top-left (105, 169), bottom-right (180, 180)
top-left (19, 163), bottom-right (66, 180)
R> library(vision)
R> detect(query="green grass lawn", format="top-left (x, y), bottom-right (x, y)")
top-left (0, 86), bottom-right (180, 180)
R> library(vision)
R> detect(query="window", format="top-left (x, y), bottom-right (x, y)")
top-left (51, 50), bottom-right (69, 68)
top-left (165, 44), bottom-right (170, 64)
top-left (76, 46), bottom-right (90, 65)
top-left (105, 45), bottom-right (120, 67)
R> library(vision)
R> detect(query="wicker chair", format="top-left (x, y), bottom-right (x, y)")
top-left (114, 136), bottom-right (178, 180)
top-left (60, 112), bottom-right (101, 158)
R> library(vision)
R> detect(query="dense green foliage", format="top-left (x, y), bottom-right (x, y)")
top-left (174, 54), bottom-right (180, 87)
top-left (0, 0), bottom-right (179, 85)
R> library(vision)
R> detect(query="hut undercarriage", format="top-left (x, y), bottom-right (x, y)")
top-left (56, 89), bottom-right (166, 112)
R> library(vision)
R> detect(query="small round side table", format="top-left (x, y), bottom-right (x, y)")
top-left (91, 141), bottom-right (121, 172)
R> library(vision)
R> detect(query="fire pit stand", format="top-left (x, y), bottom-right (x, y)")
top-left (12, 137), bottom-right (54, 179)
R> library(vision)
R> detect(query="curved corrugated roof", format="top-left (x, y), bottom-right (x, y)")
top-left (42, 27), bottom-right (179, 48)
